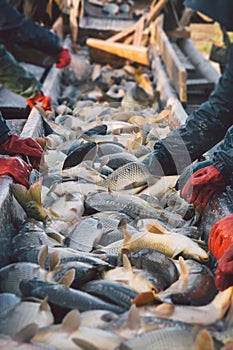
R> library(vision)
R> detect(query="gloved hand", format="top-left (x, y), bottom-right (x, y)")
top-left (0, 157), bottom-right (32, 188)
top-left (208, 214), bottom-right (233, 259)
top-left (56, 47), bottom-right (71, 68)
top-left (0, 135), bottom-right (43, 169)
top-left (27, 91), bottom-right (52, 111)
top-left (181, 165), bottom-right (226, 208)
top-left (215, 243), bottom-right (233, 291)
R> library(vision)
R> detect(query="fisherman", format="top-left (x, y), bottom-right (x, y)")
top-left (0, 1), bottom-right (71, 187)
top-left (0, 0), bottom-right (71, 68)
top-left (142, 0), bottom-right (233, 291)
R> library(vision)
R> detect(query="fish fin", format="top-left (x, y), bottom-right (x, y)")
top-left (127, 304), bottom-right (141, 331)
top-left (10, 183), bottom-right (29, 209)
top-left (123, 254), bottom-right (133, 272)
top-left (13, 323), bottom-right (38, 343)
top-left (99, 156), bottom-right (109, 169)
top-left (155, 303), bottom-right (175, 316)
top-left (195, 329), bottom-right (214, 350)
top-left (118, 218), bottom-right (127, 229)
top-left (61, 309), bottom-right (81, 333)
top-left (38, 244), bottom-right (48, 269)
top-left (39, 297), bottom-right (50, 312)
top-left (49, 251), bottom-right (60, 271)
top-left (225, 290), bottom-right (233, 328)
top-left (28, 178), bottom-right (43, 204)
top-left (178, 256), bottom-right (189, 279)
top-left (72, 338), bottom-right (100, 350)
top-left (132, 290), bottom-right (157, 307)
top-left (122, 228), bottom-right (132, 244)
top-left (146, 221), bottom-right (166, 234)
top-left (96, 116), bottom-right (102, 125)
top-left (58, 268), bottom-right (75, 287)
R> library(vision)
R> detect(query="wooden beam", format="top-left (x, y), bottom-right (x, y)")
top-left (154, 17), bottom-right (187, 102)
top-left (146, 0), bottom-right (169, 25)
top-left (133, 17), bottom-right (145, 46)
top-left (86, 38), bottom-right (150, 65)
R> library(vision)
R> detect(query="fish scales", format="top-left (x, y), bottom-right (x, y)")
top-left (119, 328), bottom-right (196, 350)
top-left (0, 262), bottom-right (48, 297)
top-left (81, 280), bottom-right (137, 309)
top-left (85, 192), bottom-right (162, 219)
top-left (20, 279), bottom-right (124, 314)
top-left (99, 162), bottom-right (153, 191)
top-left (122, 231), bottom-right (208, 261)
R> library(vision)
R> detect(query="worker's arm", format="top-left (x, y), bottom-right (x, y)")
top-left (0, 112), bottom-right (43, 169)
top-left (144, 44), bottom-right (233, 176)
top-left (0, 0), bottom-right (70, 67)
top-left (0, 43), bottom-right (41, 99)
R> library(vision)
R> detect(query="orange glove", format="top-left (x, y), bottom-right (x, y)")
top-left (27, 91), bottom-right (52, 111)
top-left (0, 135), bottom-right (43, 169)
top-left (208, 214), bottom-right (233, 260)
top-left (0, 157), bottom-right (32, 188)
top-left (181, 165), bottom-right (226, 208)
top-left (215, 243), bottom-right (233, 291)
top-left (56, 47), bottom-right (71, 68)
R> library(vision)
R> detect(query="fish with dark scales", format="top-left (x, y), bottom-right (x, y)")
top-left (81, 280), bottom-right (138, 309)
top-left (20, 278), bottom-right (125, 314)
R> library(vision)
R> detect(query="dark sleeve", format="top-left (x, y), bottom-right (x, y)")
top-left (0, 44), bottom-right (41, 99)
top-left (0, 0), bottom-right (24, 30)
top-left (213, 125), bottom-right (233, 184)
top-left (0, 112), bottom-right (10, 145)
top-left (151, 43), bottom-right (233, 175)
top-left (0, 0), bottom-right (62, 57)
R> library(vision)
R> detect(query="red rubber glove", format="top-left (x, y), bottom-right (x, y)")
top-left (27, 91), bottom-right (52, 111)
top-left (181, 165), bottom-right (226, 208)
top-left (208, 214), bottom-right (233, 260)
top-left (0, 135), bottom-right (43, 169)
top-left (215, 243), bottom-right (233, 291)
top-left (56, 47), bottom-right (71, 68)
top-left (0, 157), bottom-right (32, 188)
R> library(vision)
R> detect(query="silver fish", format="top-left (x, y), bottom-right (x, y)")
top-left (85, 192), bottom-right (163, 219)
top-left (98, 162), bottom-right (156, 191)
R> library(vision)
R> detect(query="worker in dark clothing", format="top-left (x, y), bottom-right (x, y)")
top-left (143, 0), bottom-right (233, 291)
top-left (0, 1), bottom-right (71, 187)
top-left (0, 0), bottom-right (71, 68)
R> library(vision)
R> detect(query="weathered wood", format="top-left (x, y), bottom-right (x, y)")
top-left (179, 38), bottom-right (220, 85)
top-left (154, 19), bottom-right (187, 102)
top-left (146, 0), bottom-right (169, 25)
top-left (151, 46), bottom-right (188, 127)
top-left (87, 38), bottom-right (150, 65)
top-left (166, 28), bottom-right (190, 40)
top-left (133, 17), bottom-right (145, 46)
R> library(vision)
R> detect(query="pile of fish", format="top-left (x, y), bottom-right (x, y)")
top-left (0, 58), bottom-right (233, 350)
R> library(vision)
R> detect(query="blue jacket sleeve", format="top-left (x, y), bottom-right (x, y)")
top-left (147, 43), bottom-right (233, 176)
top-left (213, 125), bottom-right (233, 184)
top-left (0, 0), bottom-right (62, 57)
top-left (0, 112), bottom-right (10, 145)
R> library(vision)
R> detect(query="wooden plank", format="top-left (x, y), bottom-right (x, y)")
top-left (154, 19), bottom-right (187, 102)
top-left (86, 38), bottom-right (150, 65)
top-left (146, 0), bottom-right (169, 24)
top-left (150, 46), bottom-right (188, 127)
top-left (106, 22), bottom-right (138, 43)
top-left (133, 17), bottom-right (144, 46)
top-left (166, 29), bottom-right (190, 40)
